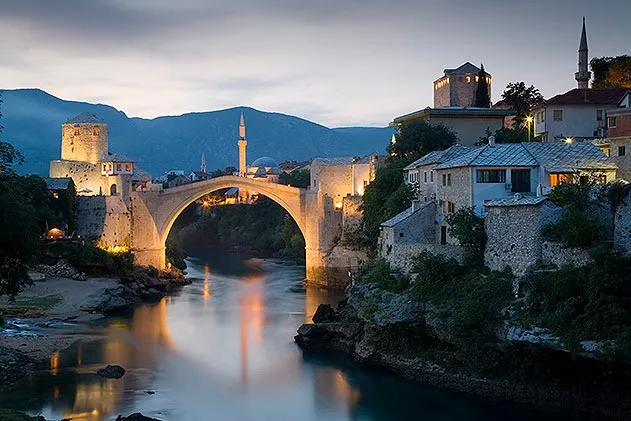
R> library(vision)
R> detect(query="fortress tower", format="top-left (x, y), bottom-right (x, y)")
top-left (238, 112), bottom-right (247, 176)
top-left (575, 17), bottom-right (591, 89)
top-left (61, 113), bottom-right (108, 163)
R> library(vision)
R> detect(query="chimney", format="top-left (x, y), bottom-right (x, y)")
top-left (488, 135), bottom-right (496, 147)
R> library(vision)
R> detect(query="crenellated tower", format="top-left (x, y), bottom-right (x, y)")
top-left (575, 17), bottom-right (591, 89)
top-left (238, 112), bottom-right (247, 176)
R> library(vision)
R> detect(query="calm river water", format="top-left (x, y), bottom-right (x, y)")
top-left (2, 252), bottom-right (598, 420)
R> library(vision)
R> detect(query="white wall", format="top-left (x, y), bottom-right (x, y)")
top-left (534, 105), bottom-right (612, 140)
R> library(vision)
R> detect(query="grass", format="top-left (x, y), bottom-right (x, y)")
top-left (10, 294), bottom-right (62, 310)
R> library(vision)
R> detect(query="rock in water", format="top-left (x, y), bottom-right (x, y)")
top-left (312, 304), bottom-right (337, 323)
top-left (116, 413), bottom-right (162, 421)
top-left (97, 364), bottom-right (126, 379)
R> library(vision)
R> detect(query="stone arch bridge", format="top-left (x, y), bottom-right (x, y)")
top-left (129, 176), bottom-right (346, 287)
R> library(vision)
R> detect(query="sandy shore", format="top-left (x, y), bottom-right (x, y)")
top-left (0, 276), bottom-right (119, 360)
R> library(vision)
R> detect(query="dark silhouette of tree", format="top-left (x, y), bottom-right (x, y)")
top-left (501, 82), bottom-right (544, 126)
top-left (387, 119), bottom-right (458, 162)
top-left (474, 64), bottom-right (491, 108)
top-left (591, 56), bottom-right (631, 88)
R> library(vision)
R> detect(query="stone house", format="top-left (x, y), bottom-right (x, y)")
top-left (599, 91), bottom-right (631, 181)
top-left (532, 88), bottom-right (629, 142)
top-left (433, 62), bottom-right (491, 108)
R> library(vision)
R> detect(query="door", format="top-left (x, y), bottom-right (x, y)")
top-left (440, 226), bottom-right (447, 245)
top-left (511, 169), bottom-right (531, 193)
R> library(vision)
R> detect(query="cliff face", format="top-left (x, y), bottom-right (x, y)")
top-left (295, 284), bottom-right (631, 419)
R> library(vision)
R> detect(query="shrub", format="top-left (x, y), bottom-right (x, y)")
top-left (360, 258), bottom-right (410, 293)
top-left (445, 207), bottom-right (487, 265)
top-left (540, 212), bottom-right (602, 248)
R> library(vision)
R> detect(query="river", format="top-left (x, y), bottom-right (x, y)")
top-left (2, 252), bottom-right (597, 420)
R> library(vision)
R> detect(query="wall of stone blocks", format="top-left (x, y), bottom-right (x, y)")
top-left (61, 123), bottom-right (108, 163)
top-left (341, 196), bottom-right (363, 245)
top-left (384, 243), bottom-right (466, 274)
top-left (76, 196), bottom-right (131, 248)
top-left (615, 191), bottom-right (631, 254)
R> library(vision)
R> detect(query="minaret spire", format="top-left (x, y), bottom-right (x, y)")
top-left (575, 16), bottom-right (591, 89)
top-left (237, 111), bottom-right (247, 177)
top-left (201, 152), bottom-right (206, 173)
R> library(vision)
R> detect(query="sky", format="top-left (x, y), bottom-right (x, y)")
top-left (1, 0), bottom-right (630, 127)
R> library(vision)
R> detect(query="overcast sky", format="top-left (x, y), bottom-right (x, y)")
top-left (1, 0), bottom-right (630, 127)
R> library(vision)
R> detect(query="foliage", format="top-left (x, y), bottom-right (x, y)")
top-left (409, 251), bottom-right (513, 337)
top-left (477, 126), bottom-right (534, 146)
top-left (445, 207), bottom-right (487, 265)
top-left (501, 82), bottom-right (544, 126)
top-left (360, 161), bottom-right (414, 246)
top-left (363, 296), bottom-right (379, 319)
top-left (166, 234), bottom-right (187, 270)
top-left (360, 258), bottom-right (410, 293)
top-left (49, 180), bottom-right (77, 232)
top-left (41, 242), bottom-right (133, 275)
top-left (278, 168), bottom-right (310, 188)
top-left (474, 64), bottom-right (491, 108)
top-left (518, 246), bottom-right (631, 357)
top-left (591, 55), bottom-right (631, 88)
top-left (540, 213), bottom-right (602, 248)
top-left (387, 120), bottom-right (459, 161)
top-left (210, 166), bottom-right (238, 178)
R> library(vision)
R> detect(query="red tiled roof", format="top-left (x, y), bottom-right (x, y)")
top-left (545, 88), bottom-right (629, 106)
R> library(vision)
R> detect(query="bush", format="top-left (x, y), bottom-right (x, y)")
top-left (445, 207), bottom-right (487, 265)
top-left (540, 212), bottom-right (602, 248)
top-left (41, 242), bottom-right (133, 275)
top-left (360, 258), bottom-right (410, 293)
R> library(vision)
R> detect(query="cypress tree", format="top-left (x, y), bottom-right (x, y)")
top-left (475, 64), bottom-right (491, 108)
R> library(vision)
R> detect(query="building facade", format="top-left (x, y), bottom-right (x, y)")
top-left (433, 62), bottom-right (491, 108)
top-left (603, 91), bottom-right (631, 180)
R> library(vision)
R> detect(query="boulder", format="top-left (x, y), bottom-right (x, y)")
top-left (97, 364), bottom-right (126, 379)
top-left (312, 304), bottom-right (337, 323)
top-left (347, 283), bottom-right (426, 327)
top-left (116, 413), bottom-right (161, 421)
top-left (27, 271), bottom-right (46, 282)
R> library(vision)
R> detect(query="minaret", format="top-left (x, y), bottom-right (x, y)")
top-left (575, 17), bottom-right (591, 89)
top-left (201, 152), bottom-right (206, 173)
top-left (238, 112), bottom-right (247, 177)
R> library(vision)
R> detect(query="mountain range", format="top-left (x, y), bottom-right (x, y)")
top-left (0, 89), bottom-right (394, 176)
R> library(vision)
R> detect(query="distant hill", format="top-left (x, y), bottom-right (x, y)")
top-left (0, 89), bottom-right (394, 176)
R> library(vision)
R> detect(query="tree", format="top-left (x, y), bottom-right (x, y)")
top-left (477, 127), bottom-right (534, 146)
top-left (387, 119), bottom-right (458, 162)
top-left (591, 56), bottom-right (631, 88)
top-left (474, 64), bottom-right (491, 108)
top-left (279, 168), bottom-right (310, 188)
top-left (501, 81), bottom-right (544, 126)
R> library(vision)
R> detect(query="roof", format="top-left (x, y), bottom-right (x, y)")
top-left (250, 156), bottom-right (280, 169)
top-left (102, 152), bottom-right (135, 163)
top-left (433, 141), bottom-right (616, 172)
top-left (404, 145), bottom-right (478, 170)
top-left (381, 206), bottom-right (415, 228)
top-left (443, 62), bottom-right (488, 76)
top-left (434, 143), bottom-right (538, 170)
top-left (542, 88), bottom-right (629, 106)
top-left (42, 177), bottom-right (73, 190)
top-left (485, 196), bottom-right (549, 207)
top-left (65, 112), bottom-right (106, 124)
top-left (391, 107), bottom-right (514, 126)
top-left (312, 155), bottom-right (374, 166)
top-left (522, 142), bottom-right (617, 172)
top-left (579, 17), bottom-right (588, 52)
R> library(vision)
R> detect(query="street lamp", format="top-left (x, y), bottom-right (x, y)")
top-left (565, 137), bottom-right (574, 144)
top-left (525, 116), bottom-right (534, 141)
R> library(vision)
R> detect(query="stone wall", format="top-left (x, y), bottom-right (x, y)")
top-left (541, 241), bottom-right (593, 268)
top-left (76, 196), bottom-right (131, 248)
top-left (615, 190), bottom-right (631, 253)
top-left (385, 243), bottom-right (466, 274)
top-left (609, 137), bottom-right (631, 181)
top-left (340, 196), bottom-right (363, 246)
top-left (61, 122), bottom-right (108, 163)
top-left (50, 160), bottom-right (131, 199)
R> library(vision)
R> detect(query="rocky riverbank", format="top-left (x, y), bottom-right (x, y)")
top-left (0, 264), bottom-right (192, 390)
top-left (295, 283), bottom-right (631, 420)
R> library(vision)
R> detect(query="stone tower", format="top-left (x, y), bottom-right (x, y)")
top-left (238, 112), bottom-right (247, 176)
top-left (575, 17), bottom-right (591, 89)
top-left (61, 113), bottom-right (108, 163)
top-left (433, 62), bottom-right (492, 108)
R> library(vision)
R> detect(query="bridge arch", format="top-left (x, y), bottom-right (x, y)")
top-left (157, 176), bottom-right (309, 249)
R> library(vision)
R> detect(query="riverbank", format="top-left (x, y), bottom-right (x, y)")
top-left (295, 283), bottom-right (631, 420)
top-left (0, 267), bottom-right (191, 390)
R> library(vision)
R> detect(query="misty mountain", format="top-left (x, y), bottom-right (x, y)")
top-left (0, 89), bottom-right (394, 176)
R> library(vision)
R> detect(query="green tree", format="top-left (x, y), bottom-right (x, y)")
top-left (474, 64), bottom-right (491, 108)
top-left (445, 207), bottom-right (487, 265)
top-left (501, 81), bottom-right (544, 126)
top-left (477, 126), bottom-right (534, 145)
top-left (279, 168), bottom-right (310, 188)
top-left (387, 120), bottom-right (458, 161)
top-left (591, 56), bottom-right (631, 88)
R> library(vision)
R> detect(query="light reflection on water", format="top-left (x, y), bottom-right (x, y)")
top-left (2, 253), bottom-right (591, 421)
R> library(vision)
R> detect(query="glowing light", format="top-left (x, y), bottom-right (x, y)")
top-left (50, 351), bottom-right (60, 375)
top-left (334, 201), bottom-right (343, 210)
top-left (565, 137), bottom-right (574, 144)
top-left (103, 245), bottom-right (129, 254)
top-left (526, 116), bottom-right (533, 123)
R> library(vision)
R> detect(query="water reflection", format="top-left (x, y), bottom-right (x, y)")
top-left (2, 254), bottom-right (592, 421)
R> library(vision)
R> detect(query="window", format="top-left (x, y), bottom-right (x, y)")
top-left (52, 192), bottom-right (59, 199)
top-left (465, 75), bottom-right (471, 83)
top-left (74, 128), bottom-right (80, 136)
top-left (549, 173), bottom-right (573, 187)
top-left (125, 163), bottom-right (132, 172)
top-left (608, 117), bottom-right (617, 128)
top-left (424, 171), bottom-right (428, 183)
top-left (619, 146), bottom-right (626, 156)
top-left (597, 110), bottom-right (604, 121)
top-left (553, 110), bottom-right (563, 121)
top-left (475, 76), bottom-right (479, 83)
top-left (449, 202), bottom-right (455, 213)
top-left (536, 111), bottom-right (545, 123)
top-left (447, 173), bottom-right (451, 186)
top-left (442, 174), bottom-right (446, 186)
top-left (102, 164), bottom-right (107, 172)
top-left (430, 171), bottom-right (434, 182)
top-left (595, 175), bottom-right (608, 185)
top-left (511, 169), bottom-right (531, 192)
top-left (399, 232), bottom-right (404, 238)
top-left (93, 127), bottom-right (100, 135)
top-left (476, 169), bottom-right (506, 183)
top-left (116, 163), bottom-right (122, 172)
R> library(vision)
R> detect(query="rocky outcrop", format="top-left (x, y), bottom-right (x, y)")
top-left (312, 304), bottom-right (337, 323)
top-left (34, 259), bottom-right (87, 281)
top-left (0, 345), bottom-right (38, 388)
top-left (115, 413), bottom-right (161, 421)
top-left (97, 364), bottom-right (126, 379)
top-left (295, 283), bottom-right (631, 419)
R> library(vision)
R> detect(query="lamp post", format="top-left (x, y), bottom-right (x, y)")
top-left (526, 116), bottom-right (534, 141)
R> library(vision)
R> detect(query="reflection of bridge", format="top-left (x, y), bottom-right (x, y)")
top-left (130, 176), bottom-right (342, 286)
